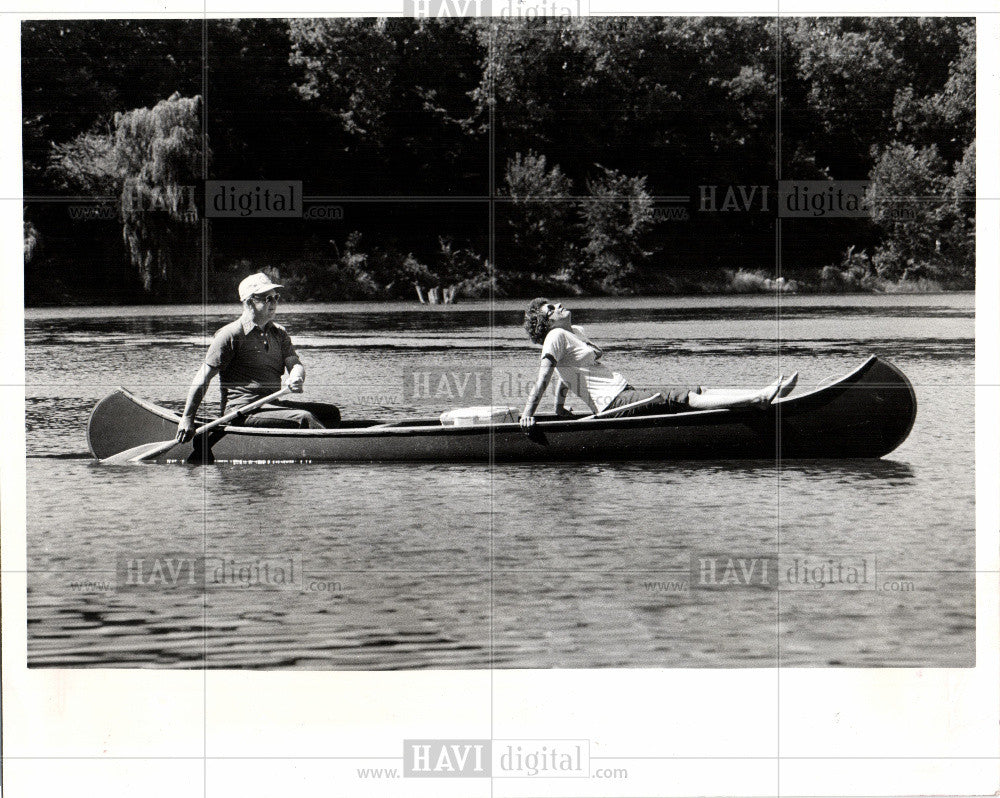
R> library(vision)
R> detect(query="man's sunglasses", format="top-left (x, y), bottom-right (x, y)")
top-left (253, 292), bottom-right (280, 304)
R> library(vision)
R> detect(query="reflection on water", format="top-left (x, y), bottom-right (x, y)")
top-left (591, 458), bottom-right (915, 482)
top-left (25, 294), bottom-right (974, 668)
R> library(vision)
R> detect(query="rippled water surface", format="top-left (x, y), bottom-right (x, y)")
top-left (25, 294), bottom-right (975, 668)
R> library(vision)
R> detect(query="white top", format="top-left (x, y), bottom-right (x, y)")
top-left (541, 325), bottom-right (628, 413)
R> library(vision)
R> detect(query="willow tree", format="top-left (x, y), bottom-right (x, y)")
top-left (114, 92), bottom-right (203, 295)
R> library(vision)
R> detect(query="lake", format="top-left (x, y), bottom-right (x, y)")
top-left (25, 294), bottom-right (974, 668)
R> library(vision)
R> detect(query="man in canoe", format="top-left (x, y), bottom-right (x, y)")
top-left (175, 272), bottom-right (338, 442)
top-left (519, 298), bottom-right (796, 430)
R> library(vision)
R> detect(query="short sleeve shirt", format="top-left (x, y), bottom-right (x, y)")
top-left (205, 314), bottom-right (297, 410)
top-left (540, 325), bottom-right (628, 412)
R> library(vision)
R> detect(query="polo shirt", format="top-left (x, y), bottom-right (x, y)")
top-left (205, 313), bottom-right (297, 411)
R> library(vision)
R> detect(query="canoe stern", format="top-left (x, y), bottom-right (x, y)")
top-left (778, 357), bottom-right (917, 458)
top-left (87, 388), bottom-right (182, 460)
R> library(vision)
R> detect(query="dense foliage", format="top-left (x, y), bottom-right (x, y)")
top-left (22, 17), bottom-right (974, 304)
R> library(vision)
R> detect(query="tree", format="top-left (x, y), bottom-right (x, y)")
top-left (866, 141), bottom-right (973, 285)
top-left (287, 18), bottom-right (485, 195)
top-left (47, 125), bottom-right (120, 196)
top-left (864, 21), bottom-right (975, 285)
top-left (206, 20), bottom-right (329, 182)
top-left (891, 21), bottom-right (974, 164)
top-left (289, 18), bottom-right (397, 143)
top-left (24, 217), bottom-right (40, 263)
top-left (578, 165), bottom-right (654, 292)
top-left (790, 25), bottom-right (902, 147)
top-left (21, 17), bottom-right (976, 301)
top-left (114, 92), bottom-right (204, 295)
top-left (21, 21), bottom-right (201, 196)
top-left (943, 141), bottom-right (975, 279)
top-left (501, 151), bottom-right (575, 276)
top-left (784, 18), bottom-right (970, 175)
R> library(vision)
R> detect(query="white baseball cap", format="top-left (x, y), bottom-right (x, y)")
top-left (238, 272), bottom-right (284, 302)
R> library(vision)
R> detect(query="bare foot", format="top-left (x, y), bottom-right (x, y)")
top-left (777, 372), bottom-right (798, 398)
top-left (752, 381), bottom-right (782, 408)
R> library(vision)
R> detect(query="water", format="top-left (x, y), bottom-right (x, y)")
top-left (25, 294), bottom-right (974, 668)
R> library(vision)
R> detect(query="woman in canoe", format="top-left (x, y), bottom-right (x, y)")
top-left (519, 298), bottom-right (796, 430)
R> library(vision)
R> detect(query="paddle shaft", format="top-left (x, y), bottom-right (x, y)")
top-left (104, 386), bottom-right (292, 464)
top-left (363, 393), bottom-right (664, 432)
top-left (181, 386), bottom-right (294, 438)
top-left (577, 392), bottom-right (663, 421)
top-left (365, 418), bottom-right (424, 430)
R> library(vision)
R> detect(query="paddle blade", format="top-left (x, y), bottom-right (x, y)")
top-left (100, 438), bottom-right (181, 465)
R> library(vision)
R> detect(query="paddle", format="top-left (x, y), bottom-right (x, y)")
top-left (101, 386), bottom-right (292, 465)
top-left (576, 393), bottom-right (663, 421)
top-left (365, 418), bottom-right (423, 430)
top-left (372, 394), bottom-right (665, 433)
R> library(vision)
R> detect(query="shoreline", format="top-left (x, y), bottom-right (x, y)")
top-left (23, 291), bottom-right (975, 318)
top-left (24, 287), bottom-right (977, 310)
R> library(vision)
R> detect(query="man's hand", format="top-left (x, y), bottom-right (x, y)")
top-left (519, 414), bottom-right (536, 432)
top-left (286, 362), bottom-right (305, 393)
top-left (176, 417), bottom-right (195, 443)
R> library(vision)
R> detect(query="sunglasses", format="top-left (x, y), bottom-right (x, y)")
top-left (253, 292), bottom-right (280, 304)
top-left (542, 303), bottom-right (561, 317)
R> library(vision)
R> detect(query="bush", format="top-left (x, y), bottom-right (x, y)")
top-left (723, 269), bottom-right (799, 294)
top-left (815, 245), bottom-right (948, 293)
top-left (47, 125), bottom-right (121, 196)
top-left (502, 151), bottom-right (576, 275)
top-left (867, 140), bottom-right (974, 287)
top-left (817, 247), bottom-right (884, 292)
top-left (578, 165), bottom-right (654, 292)
top-left (452, 261), bottom-right (498, 299)
top-left (211, 232), bottom-right (497, 302)
top-left (24, 218), bottom-right (40, 263)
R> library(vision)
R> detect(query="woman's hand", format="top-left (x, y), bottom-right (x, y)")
top-left (175, 417), bottom-right (195, 443)
top-left (520, 358), bottom-right (555, 434)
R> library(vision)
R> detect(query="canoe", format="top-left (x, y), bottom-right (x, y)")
top-left (88, 356), bottom-right (916, 464)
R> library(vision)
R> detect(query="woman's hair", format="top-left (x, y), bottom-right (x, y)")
top-left (523, 297), bottom-right (552, 345)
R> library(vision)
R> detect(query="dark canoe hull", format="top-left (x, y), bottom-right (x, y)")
top-left (88, 357), bottom-right (916, 464)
